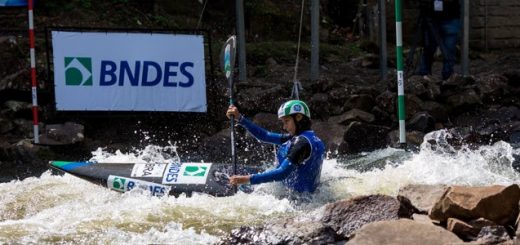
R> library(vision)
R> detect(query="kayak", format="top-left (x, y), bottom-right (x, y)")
top-left (49, 161), bottom-right (260, 197)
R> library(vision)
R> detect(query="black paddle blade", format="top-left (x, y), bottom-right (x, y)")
top-left (220, 35), bottom-right (237, 80)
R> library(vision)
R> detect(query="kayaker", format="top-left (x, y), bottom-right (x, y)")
top-left (226, 100), bottom-right (325, 193)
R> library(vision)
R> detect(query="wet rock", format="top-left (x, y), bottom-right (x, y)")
top-left (387, 130), bottom-right (424, 148)
top-left (421, 101), bottom-right (448, 122)
top-left (407, 111), bottom-right (435, 132)
top-left (217, 219), bottom-right (339, 245)
top-left (441, 73), bottom-right (472, 90)
top-left (198, 127), bottom-right (273, 164)
top-left (447, 217), bottom-right (481, 241)
top-left (329, 109), bottom-right (375, 124)
top-left (0, 140), bottom-right (48, 182)
top-left (329, 86), bottom-right (351, 104)
top-left (429, 184), bottom-right (520, 225)
top-left (446, 89), bottom-right (481, 111)
top-left (265, 57), bottom-right (278, 70)
top-left (198, 128), bottom-right (232, 163)
top-left (398, 184), bottom-right (448, 213)
top-left (321, 195), bottom-right (417, 239)
top-left (312, 121), bottom-right (346, 155)
top-left (338, 121), bottom-right (390, 154)
top-left (252, 112), bottom-right (279, 131)
top-left (12, 119), bottom-right (34, 137)
top-left (503, 69), bottom-right (520, 86)
top-left (0, 117), bottom-right (14, 134)
top-left (405, 95), bottom-right (425, 121)
top-left (347, 219), bottom-right (463, 245)
top-left (412, 214), bottom-right (437, 225)
top-left (2, 100), bottom-right (31, 114)
top-left (39, 122), bottom-right (85, 145)
top-left (343, 94), bottom-right (374, 112)
top-left (237, 84), bottom-right (286, 113)
top-left (360, 54), bottom-right (379, 68)
top-left (375, 90), bottom-right (395, 115)
top-left (475, 226), bottom-right (511, 244)
top-left (476, 74), bottom-right (509, 103)
top-left (423, 79), bottom-right (442, 100)
top-left (405, 75), bottom-right (428, 97)
top-left (371, 106), bottom-right (391, 122)
top-left (309, 93), bottom-right (330, 120)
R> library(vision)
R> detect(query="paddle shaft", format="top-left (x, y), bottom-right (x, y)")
top-left (228, 76), bottom-right (237, 175)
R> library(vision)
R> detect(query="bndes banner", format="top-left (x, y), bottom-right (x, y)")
top-left (52, 31), bottom-right (207, 112)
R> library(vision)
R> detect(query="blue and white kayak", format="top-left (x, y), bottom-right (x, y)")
top-left (49, 161), bottom-right (259, 197)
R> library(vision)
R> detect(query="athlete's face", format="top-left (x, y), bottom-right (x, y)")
top-left (280, 114), bottom-right (302, 136)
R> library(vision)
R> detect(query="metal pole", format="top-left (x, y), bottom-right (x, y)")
top-left (28, 0), bottom-right (39, 144)
top-left (462, 0), bottom-right (469, 77)
top-left (310, 0), bottom-right (319, 81)
top-left (395, 0), bottom-right (406, 145)
top-left (378, 0), bottom-right (387, 81)
top-left (235, 0), bottom-right (247, 82)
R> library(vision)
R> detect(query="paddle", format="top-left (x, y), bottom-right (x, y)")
top-left (220, 36), bottom-right (237, 176)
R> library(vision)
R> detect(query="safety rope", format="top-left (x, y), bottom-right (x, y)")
top-left (291, 0), bottom-right (306, 100)
top-left (196, 0), bottom-right (209, 29)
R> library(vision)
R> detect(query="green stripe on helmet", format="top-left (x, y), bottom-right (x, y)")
top-left (278, 100), bottom-right (311, 119)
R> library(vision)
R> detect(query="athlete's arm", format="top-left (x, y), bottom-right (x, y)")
top-left (238, 116), bottom-right (290, 145)
top-left (249, 158), bottom-right (295, 184)
top-left (226, 105), bottom-right (290, 144)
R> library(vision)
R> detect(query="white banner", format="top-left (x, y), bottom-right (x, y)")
top-left (52, 31), bottom-right (207, 112)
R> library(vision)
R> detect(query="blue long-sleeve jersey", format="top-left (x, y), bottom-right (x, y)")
top-left (238, 116), bottom-right (325, 193)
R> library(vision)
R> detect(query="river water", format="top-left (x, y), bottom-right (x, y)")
top-left (1, 130), bottom-right (519, 244)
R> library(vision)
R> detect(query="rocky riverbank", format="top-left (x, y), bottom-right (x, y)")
top-left (218, 184), bottom-right (520, 244)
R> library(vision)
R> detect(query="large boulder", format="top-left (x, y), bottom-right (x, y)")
top-left (445, 89), bottom-right (481, 112)
top-left (39, 122), bottom-right (85, 145)
top-left (407, 111), bottom-right (435, 132)
top-left (475, 226), bottom-right (511, 244)
top-left (321, 195), bottom-right (418, 239)
top-left (405, 75), bottom-right (442, 100)
top-left (338, 121), bottom-right (390, 154)
top-left (386, 130), bottom-right (425, 148)
top-left (0, 116), bottom-right (14, 134)
top-left (329, 109), bottom-right (375, 124)
top-left (375, 90), bottom-right (396, 115)
top-left (236, 83), bottom-right (286, 113)
top-left (312, 121), bottom-right (346, 154)
top-left (421, 101), bottom-right (448, 122)
top-left (309, 93), bottom-right (330, 120)
top-left (429, 184), bottom-right (520, 225)
top-left (398, 184), bottom-right (448, 213)
top-left (343, 94), bottom-right (375, 112)
top-left (252, 112), bottom-right (279, 131)
top-left (0, 140), bottom-right (48, 182)
top-left (347, 219), bottom-right (463, 245)
top-left (476, 74), bottom-right (509, 103)
top-left (217, 218), bottom-right (338, 245)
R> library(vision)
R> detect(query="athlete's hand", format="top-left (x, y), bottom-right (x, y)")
top-left (229, 175), bottom-right (250, 185)
top-left (226, 105), bottom-right (241, 121)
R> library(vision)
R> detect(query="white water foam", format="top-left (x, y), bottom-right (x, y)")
top-left (1, 130), bottom-right (519, 243)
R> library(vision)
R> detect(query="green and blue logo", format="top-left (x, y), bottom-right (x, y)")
top-left (65, 57), bottom-right (92, 86)
top-left (183, 165), bottom-right (208, 177)
top-left (112, 176), bottom-right (126, 190)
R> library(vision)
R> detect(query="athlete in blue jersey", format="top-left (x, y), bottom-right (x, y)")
top-left (227, 100), bottom-right (325, 193)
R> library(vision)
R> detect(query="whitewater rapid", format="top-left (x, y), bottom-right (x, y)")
top-left (1, 130), bottom-right (519, 244)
